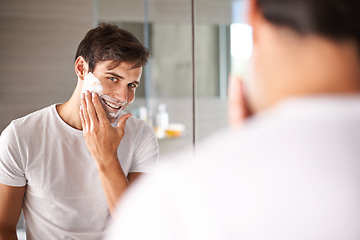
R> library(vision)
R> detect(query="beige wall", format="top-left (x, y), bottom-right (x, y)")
top-left (97, 0), bottom-right (234, 24)
top-left (0, 0), bottom-right (93, 132)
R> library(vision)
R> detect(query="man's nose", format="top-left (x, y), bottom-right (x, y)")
top-left (114, 84), bottom-right (128, 103)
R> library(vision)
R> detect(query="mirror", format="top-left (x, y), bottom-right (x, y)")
top-left (0, 0), bottom-right (251, 237)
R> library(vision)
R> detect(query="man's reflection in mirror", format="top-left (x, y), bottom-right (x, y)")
top-left (0, 24), bottom-right (158, 239)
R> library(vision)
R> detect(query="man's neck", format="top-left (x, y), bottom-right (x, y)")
top-left (56, 84), bottom-right (83, 130)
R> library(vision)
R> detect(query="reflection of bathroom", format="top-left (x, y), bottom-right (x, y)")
top-left (0, 1), bottom-right (251, 237)
top-left (0, 0), bottom-right (252, 160)
top-left (103, 0), bottom-right (251, 158)
top-left (123, 21), bottom-right (229, 157)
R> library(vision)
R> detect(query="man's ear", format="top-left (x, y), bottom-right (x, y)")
top-left (74, 56), bottom-right (88, 81)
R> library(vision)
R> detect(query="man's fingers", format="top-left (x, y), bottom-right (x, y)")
top-left (79, 105), bottom-right (85, 130)
top-left (91, 92), bottom-right (108, 123)
top-left (85, 91), bottom-right (98, 127)
top-left (117, 113), bottom-right (132, 132)
top-left (81, 92), bottom-right (91, 131)
top-left (228, 75), bottom-right (252, 127)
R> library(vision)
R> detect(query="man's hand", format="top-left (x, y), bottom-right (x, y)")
top-left (79, 91), bottom-right (131, 169)
top-left (228, 75), bottom-right (252, 127)
top-left (80, 91), bottom-right (135, 215)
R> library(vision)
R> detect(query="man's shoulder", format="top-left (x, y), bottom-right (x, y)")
top-left (120, 113), bottom-right (157, 150)
top-left (9, 105), bottom-right (54, 132)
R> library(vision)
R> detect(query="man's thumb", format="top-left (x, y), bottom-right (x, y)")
top-left (117, 113), bottom-right (132, 131)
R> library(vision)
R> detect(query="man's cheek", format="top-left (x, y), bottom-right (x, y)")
top-left (82, 72), bottom-right (104, 95)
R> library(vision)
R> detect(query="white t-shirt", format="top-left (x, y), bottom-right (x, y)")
top-left (106, 96), bottom-right (360, 240)
top-left (0, 104), bottom-right (158, 239)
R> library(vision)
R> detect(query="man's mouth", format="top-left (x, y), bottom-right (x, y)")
top-left (103, 99), bottom-right (121, 109)
top-left (98, 95), bottom-right (128, 122)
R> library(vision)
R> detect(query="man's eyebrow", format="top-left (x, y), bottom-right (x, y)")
top-left (105, 72), bottom-right (124, 79)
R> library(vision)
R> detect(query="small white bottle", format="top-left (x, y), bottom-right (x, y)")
top-left (155, 104), bottom-right (169, 138)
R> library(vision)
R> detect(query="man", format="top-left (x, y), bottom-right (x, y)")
top-left (0, 24), bottom-right (158, 239)
top-left (106, 0), bottom-right (360, 239)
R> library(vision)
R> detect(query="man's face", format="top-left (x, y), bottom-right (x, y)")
top-left (81, 60), bottom-right (142, 123)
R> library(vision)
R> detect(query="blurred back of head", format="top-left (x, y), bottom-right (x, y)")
top-left (257, 0), bottom-right (360, 44)
top-left (247, 0), bottom-right (360, 112)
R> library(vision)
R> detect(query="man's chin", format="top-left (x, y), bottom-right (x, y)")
top-left (107, 106), bottom-right (129, 123)
top-left (106, 113), bottom-right (120, 124)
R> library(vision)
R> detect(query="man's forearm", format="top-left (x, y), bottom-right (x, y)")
top-left (0, 184), bottom-right (25, 240)
top-left (0, 228), bottom-right (18, 240)
top-left (80, 92), bottom-right (133, 215)
top-left (96, 155), bottom-right (129, 216)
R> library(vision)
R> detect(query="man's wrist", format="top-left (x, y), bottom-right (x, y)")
top-left (95, 154), bottom-right (120, 173)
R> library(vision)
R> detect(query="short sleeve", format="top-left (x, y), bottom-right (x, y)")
top-left (0, 122), bottom-right (26, 186)
top-left (130, 123), bottom-right (159, 173)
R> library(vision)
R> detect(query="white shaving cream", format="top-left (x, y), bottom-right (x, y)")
top-left (82, 72), bottom-right (103, 94)
top-left (109, 112), bottom-right (117, 117)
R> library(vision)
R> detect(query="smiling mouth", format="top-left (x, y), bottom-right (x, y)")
top-left (102, 98), bottom-right (122, 110)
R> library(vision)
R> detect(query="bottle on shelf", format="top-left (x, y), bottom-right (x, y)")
top-left (155, 104), bottom-right (169, 139)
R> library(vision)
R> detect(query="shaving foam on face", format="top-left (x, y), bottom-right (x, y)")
top-left (108, 112), bottom-right (118, 117)
top-left (81, 72), bottom-right (126, 123)
top-left (82, 72), bottom-right (103, 95)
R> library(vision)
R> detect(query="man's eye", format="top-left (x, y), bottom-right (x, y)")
top-left (109, 77), bottom-right (117, 82)
top-left (128, 83), bottom-right (138, 89)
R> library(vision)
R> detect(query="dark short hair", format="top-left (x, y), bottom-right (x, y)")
top-left (75, 23), bottom-right (150, 72)
top-left (257, 0), bottom-right (360, 43)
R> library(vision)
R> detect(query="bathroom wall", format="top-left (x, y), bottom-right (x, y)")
top-left (0, 0), bottom-right (93, 132)
top-left (0, 0), bottom-right (93, 233)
